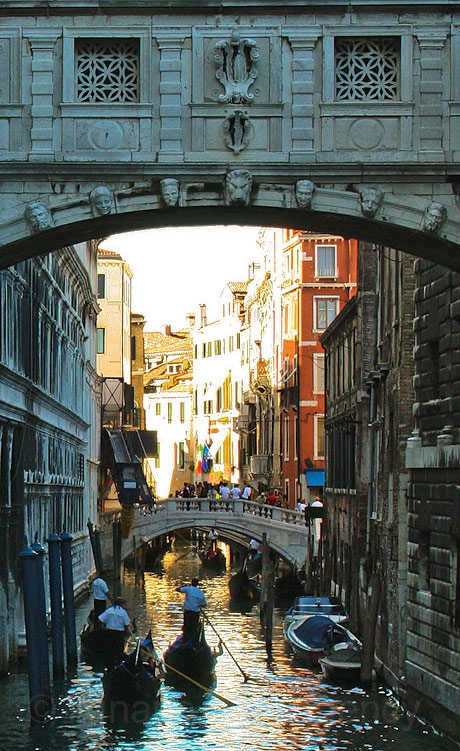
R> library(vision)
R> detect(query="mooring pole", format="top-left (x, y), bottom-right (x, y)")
top-left (60, 531), bottom-right (77, 669)
top-left (18, 541), bottom-right (47, 722)
top-left (30, 536), bottom-right (51, 704)
top-left (259, 533), bottom-right (274, 659)
top-left (47, 532), bottom-right (65, 677)
top-left (113, 518), bottom-right (122, 580)
top-left (360, 572), bottom-right (381, 685)
top-left (93, 526), bottom-right (104, 573)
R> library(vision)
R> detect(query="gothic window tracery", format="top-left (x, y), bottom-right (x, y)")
top-left (75, 38), bottom-right (140, 103)
top-left (335, 38), bottom-right (399, 101)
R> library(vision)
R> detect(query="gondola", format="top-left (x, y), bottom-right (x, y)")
top-left (102, 631), bottom-right (162, 706)
top-left (285, 614), bottom-right (353, 667)
top-left (197, 545), bottom-right (226, 570)
top-left (228, 568), bottom-right (260, 603)
top-left (163, 619), bottom-right (219, 691)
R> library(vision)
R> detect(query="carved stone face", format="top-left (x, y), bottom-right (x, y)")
top-left (160, 178), bottom-right (179, 208)
top-left (90, 186), bottom-right (113, 216)
top-left (360, 188), bottom-right (383, 218)
top-left (25, 202), bottom-right (52, 233)
top-left (295, 180), bottom-right (316, 209)
top-left (225, 169), bottom-right (253, 206)
top-left (422, 202), bottom-right (446, 233)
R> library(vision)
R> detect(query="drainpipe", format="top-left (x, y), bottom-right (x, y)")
top-left (365, 379), bottom-right (376, 554)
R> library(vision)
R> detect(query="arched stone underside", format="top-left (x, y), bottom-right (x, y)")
top-left (1, 175), bottom-right (460, 271)
top-left (1, 2), bottom-right (460, 268)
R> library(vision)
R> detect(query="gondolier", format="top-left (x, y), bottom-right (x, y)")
top-left (176, 578), bottom-right (206, 641)
top-left (98, 596), bottom-right (131, 658)
top-left (92, 571), bottom-right (113, 619)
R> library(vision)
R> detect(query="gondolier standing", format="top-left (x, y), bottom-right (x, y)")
top-left (92, 571), bottom-right (113, 619)
top-left (98, 596), bottom-right (131, 658)
top-left (176, 578), bottom-right (206, 641)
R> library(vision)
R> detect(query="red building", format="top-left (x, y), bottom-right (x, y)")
top-left (279, 230), bottom-right (358, 508)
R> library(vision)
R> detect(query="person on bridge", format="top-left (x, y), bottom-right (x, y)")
top-left (176, 578), bottom-right (206, 642)
top-left (219, 482), bottom-right (230, 500)
top-left (241, 483), bottom-right (252, 500)
top-left (230, 484), bottom-right (241, 499)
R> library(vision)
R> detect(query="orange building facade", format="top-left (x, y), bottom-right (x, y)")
top-left (279, 230), bottom-right (358, 508)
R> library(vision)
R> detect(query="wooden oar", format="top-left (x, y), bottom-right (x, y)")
top-left (202, 612), bottom-right (249, 682)
top-left (162, 660), bottom-right (236, 707)
top-left (174, 547), bottom-right (198, 563)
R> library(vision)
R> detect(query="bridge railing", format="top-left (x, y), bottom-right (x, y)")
top-left (99, 497), bottom-right (307, 528)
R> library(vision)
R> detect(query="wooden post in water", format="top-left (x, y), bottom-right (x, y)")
top-left (360, 572), bottom-right (381, 685)
top-left (113, 518), bottom-right (122, 579)
top-left (259, 533), bottom-right (274, 659)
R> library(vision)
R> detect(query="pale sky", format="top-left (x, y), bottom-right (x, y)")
top-left (103, 225), bottom-right (263, 332)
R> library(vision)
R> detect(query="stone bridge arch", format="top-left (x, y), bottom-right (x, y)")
top-left (2, 177), bottom-right (460, 272)
top-left (99, 500), bottom-right (310, 569)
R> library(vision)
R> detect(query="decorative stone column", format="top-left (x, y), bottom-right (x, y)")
top-left (416, 30), bottom-right (447, 157)
top-left (286, 33), bottom-right (319, 160)
top-left (155, 33), bottom-right (187, 163)
top-left (23, 29), bottom-right (60, 161)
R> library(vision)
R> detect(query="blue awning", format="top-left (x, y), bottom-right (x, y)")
top-left (305, 469), bottom-right (325, 487)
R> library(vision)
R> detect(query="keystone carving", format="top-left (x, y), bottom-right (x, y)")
top-left (160, 178), bottom-right (180, 208)
top-left (89, 185), bottom-right (113, 216)
top-left (224, 169), bottom-right (253, 206)
top-left (222, 110), bottom-right (252, 153)
top-left (360, 187), bottom-right (384, 218)
top-left (24, 201), bottom-right (53, 233)
top-left (295, 180), bottom-right (316, 209)
top-left (214, 28), bottom-right (259, 104)
top-left (422, 201), bottom-right (447, 234)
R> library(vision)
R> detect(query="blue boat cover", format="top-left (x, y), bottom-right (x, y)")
top-left (292, 615), bottom-right (349, 649)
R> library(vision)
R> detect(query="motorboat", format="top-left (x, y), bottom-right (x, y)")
top-left (285, 614), bottom-right (354, 667)
top-left (283, 596), bottom-right (349, 638)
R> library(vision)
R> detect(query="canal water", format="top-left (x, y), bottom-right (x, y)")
top-left (0, 538), bottom-right (458, 751)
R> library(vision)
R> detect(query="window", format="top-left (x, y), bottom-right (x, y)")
top-left (97, 328), bottom-right (105, 354)
top-left (235, 381), bottom-right (240, 409)
top-left (314, 297), bottom-right (339, 331)
top-left (316, 245), bottom-right (337, 277)
top-left (315, 415), bottom-right (325, 459)
top-left (313, 353), bottom-right (325, 393)
top-left (207, 342), bottom-right (212, 357)
top-left (203, 400), bottom-right (213, 414)
top-left (283, 252), bottom-right (291, 279)
top-left (285, 479), bottom-right (290, 507)
top-left (229, 336), bottom-right (234, 352)
top-left (154, 443), bottom-right (160, 469)
top-left (180, 402), bottom-right (185, 423)
top-left (202, 342), bottom-right (207, 358)
top-left (284, 416), bottom-right (290, 460)
top-left (194, 344), bottom-right (197, 359)
top-left (216, 388), bottom-right (222, 412)
top-left (335, 38), bottom-right (399, 101)
top-left (75, 38), bottom-right (140, 103)
top-left (97, 273), bottom-right (106, 298)
top-left (178, 442), bottom-right (185, 469)
top-left (155, 403), bottom-right (161, 416)
top-left (167, 402), bottom-right (172, 423)
top-left (131, 335), bottom-right (136, 361)
top-left (214, 340), bottom-right (222, 355)
top-left (236, 333), bottom-right (241, 349)
top-left (293, 415), bottom-right (298, 461)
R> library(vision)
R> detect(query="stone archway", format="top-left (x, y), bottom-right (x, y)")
top-left (1, 175), bottom-right (460, 271)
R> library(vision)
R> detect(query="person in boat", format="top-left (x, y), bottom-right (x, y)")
top-left (209, 528), bottom-right (218, 551)
top-left (176, 578), bottom-right (206, 642)
top-left (248, 538), bottom-right (261, 559)
top-left (92, 571), bottom-right (114, 622)
top-left (98, 596), bottom-right (131, 658)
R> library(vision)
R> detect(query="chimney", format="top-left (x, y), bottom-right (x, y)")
top-left (199, 304), bottom-right (207, 327)
top-left (165, 324), bottom-right (172, 336)
top-left (186, 313), bottom-right (196, 329)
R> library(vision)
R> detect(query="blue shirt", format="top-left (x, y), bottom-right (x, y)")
top-left (180, 585), bottom-right (206, 612)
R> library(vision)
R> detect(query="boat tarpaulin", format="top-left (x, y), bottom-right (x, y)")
top-left (292, 615), bottom-right (348, 649)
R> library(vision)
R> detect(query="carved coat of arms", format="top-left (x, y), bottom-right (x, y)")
top-left (214, 28), bottom-right (259, 104)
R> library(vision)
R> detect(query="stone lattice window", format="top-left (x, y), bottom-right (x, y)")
top-left (335, 38), bottom-right (399, 101)
top-left (75, 39), bottom-right (140, 102)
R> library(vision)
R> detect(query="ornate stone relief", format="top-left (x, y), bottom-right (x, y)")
top-left (24, 201), bottom-right (53, 233)
top-left (214, 28), bottom-right (259, 104)
top-left (160, 178), bottom-right (180, 208)
top-left (222, 110), bottom-right (252, 153)
top-left (224, 169), bottom-right (253, 206)
top-left (421, 202), bottom-right (447, 234)
top-left (295, 179), bottom-right (316, 209)
top-left (360, 187), bottom-right (384, 218)
top-left (89, 185), bottom-right (113, 216)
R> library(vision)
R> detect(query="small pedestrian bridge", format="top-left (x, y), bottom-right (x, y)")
top-left (99, 497), bottom-right (310, 569)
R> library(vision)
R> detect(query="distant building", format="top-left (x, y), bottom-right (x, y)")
top-left (193, 285), bottom-right (247, 488)
top-left (97, 247), bottom-right (133, 384)
top-left (279, 230), bottom-right (358, 508)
